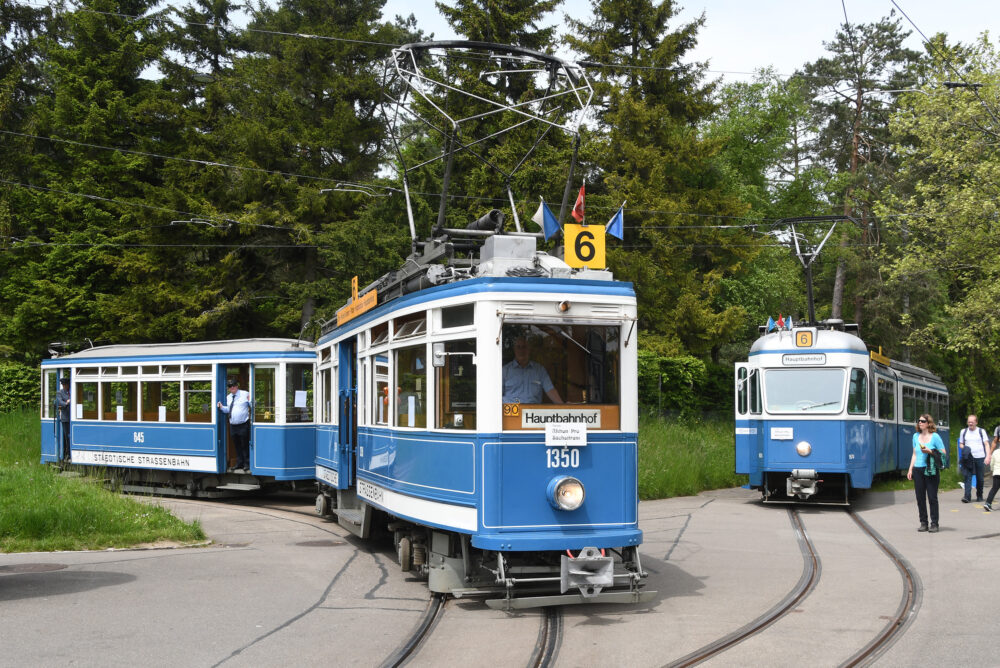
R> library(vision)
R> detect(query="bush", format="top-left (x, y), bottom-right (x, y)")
top-left (0, 362), bottom-right (38, 413)
top-left (638, 350), bottom-right (716, 417)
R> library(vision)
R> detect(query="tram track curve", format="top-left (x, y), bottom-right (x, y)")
top-left (379, 594), bottom-right (446, 668)
top-left (665, 508), bottom-right (820, 667)
top-left (528, 607), bottom-right (563, 668)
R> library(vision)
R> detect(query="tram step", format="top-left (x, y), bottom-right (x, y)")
top-left (215, 483), bottom-right (261, 491)
top-left (336, 508), bottom-right (364, 525)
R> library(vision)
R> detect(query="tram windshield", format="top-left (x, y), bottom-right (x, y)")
top-left (764, 368), bottom-right (845, 413)
top-left (501, 323), bottom-right (620, 406)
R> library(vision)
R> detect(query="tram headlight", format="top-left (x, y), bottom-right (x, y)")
top-left (547, 476), bottom-right (585, 511)
top-left (796, 441), bottom-right (812, 457)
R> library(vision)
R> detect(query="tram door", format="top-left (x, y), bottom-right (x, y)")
top-left (337, 338), bottom-right (357, 486)
top-left (221, 364), bottom-right (250, 469)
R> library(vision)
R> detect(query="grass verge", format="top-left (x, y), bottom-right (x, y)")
top-left (638, 414), bottom-right (746, 499)
top-left (0, 409), bottom-right (205, 552)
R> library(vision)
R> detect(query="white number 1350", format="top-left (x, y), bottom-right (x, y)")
top-left (546, 448), bottom-right (579, 468)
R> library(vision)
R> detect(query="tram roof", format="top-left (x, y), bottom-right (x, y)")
top-left (43, 338), bottom-right (314, 364)
top-left (750, 328), bottom-right (867, 355)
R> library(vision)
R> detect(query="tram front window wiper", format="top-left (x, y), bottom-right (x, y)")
top-left (800, 401), bottom-right (840, 411)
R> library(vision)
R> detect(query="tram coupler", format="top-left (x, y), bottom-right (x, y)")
top-left (560, 546), bottom-right (613, 597)
top-left (787, 468), bottom-right (820, 499)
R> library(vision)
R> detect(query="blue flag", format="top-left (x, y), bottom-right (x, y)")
top-left (531, 198), bottom-right (561, 240)
top-left (766, 316), bottom-right (776, 332)
top-left (606, 203), bottom-right (624, 240)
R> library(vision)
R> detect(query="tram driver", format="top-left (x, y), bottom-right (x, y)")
top-left (502, 336), bottom-right (563, 404)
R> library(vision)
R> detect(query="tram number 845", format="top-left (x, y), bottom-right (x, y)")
top-left (546, 448), bottom-right (580, 468)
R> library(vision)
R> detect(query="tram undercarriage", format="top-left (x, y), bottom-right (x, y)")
top-left (761, 471), bottom-right (852, 506)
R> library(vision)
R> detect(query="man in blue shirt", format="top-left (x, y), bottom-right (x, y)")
top-left (217, 378), bottom-right (251, 472)
top-left (503, 337), bottom-right (563, 404)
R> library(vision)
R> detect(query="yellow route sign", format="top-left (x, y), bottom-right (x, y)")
top-left (564, 223), bottom-right (606, 269)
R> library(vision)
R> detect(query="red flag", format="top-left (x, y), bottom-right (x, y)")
top-left (777, 313), bottom-right (785, 329)
top-left (571, 184), bottom-right (585, 222)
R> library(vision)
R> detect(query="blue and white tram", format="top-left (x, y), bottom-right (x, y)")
top-left (313, 235), bottom-right (653, 608)
top-left (40, 339), bottom-right (318, 494)
top-left (735, 321), bottom-right (950, 504)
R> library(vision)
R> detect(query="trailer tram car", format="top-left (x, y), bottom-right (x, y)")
top-left (735, 321), bottom-right (950, 504)
top-left (40, 339), bottom-right (317, 495)
top-left (313, 234), bottom-right (654, 608)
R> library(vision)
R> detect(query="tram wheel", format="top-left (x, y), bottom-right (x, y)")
top-left (315, 493), bottom-right (330, 517)
top-left (398, 536), bottom-right (412, 572)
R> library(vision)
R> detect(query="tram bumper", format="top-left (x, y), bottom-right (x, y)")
top-left (560, 546), bottom-right (613, 597)
top-left (787, 468), bottom-right (819, 499)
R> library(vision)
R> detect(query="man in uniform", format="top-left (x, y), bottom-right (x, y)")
top-left (56, 377), bottom-right (71, 462)
top-left (218, 378), bottom-right (252, 472)
top-left (502, 337), bottom-right (563, 404)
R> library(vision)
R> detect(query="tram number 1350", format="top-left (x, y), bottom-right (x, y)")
top-left (546, 448), bottom-right (580, 468)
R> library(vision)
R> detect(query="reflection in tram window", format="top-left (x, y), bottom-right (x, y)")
top-left (286, 363), bottom-right (313, 423)
top-left (102, 381), bottom-right (137, 421)
top-left (436, 340), bottom-right (476, 430)
top-left (254, 366), bottom-right (276, 423)
top-left (395, 344), bottom-right (426, 428)
top-left (500, 324), bottom-right (620, 406)
top-left (184, 380), bottom-right (212, 423)
top-left (141, 381), bottom-right (180, 422)
top-left (76, 381), bottom-right (98, 419)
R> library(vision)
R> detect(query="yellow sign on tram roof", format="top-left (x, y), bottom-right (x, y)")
top-left (336, 276), bottom-right (377, 326)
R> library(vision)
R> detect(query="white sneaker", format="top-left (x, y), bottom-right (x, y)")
top-left (959, 482), bottom-right (966, 490)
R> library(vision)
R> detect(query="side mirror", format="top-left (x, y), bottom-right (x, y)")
top-left (432, 342), bottom-right (446, 367)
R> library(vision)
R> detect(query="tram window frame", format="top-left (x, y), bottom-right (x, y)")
top-left (101, 380), bottom-right (138, 421)
top-left (393, 311), bottom-right (427, 341)
top-left (847, 368), bottom-right (868, 415)
top-left (42, 370), bottom-right (57, 418)
top-left (285, 363), bottom-right (314, 423)
top-left (141, 380), bottom-right (181, 422)
top-left (75, 367), bottom-right (98, 377)
top-left (370, 322), bottom-right (389, 347)
top-left (939, 395), bottom-right (949, 426)
top-left (736, 367), bottom-right (748, 415)
top-left (902, 386), bottom-right (916, 423)
top-left (372, 355), bottom-right (390, 426)
top-left (749, 369), bottom-right (761, 415)
top-left (435, 339), bottom-right (476, 430)
top-left (440, 304), bottom-right (475, 330)
top-left (141, 365), bottom-right (159, 375)
top-left (319, 367), bottom-right (332, 423)
top-left (76, 381), bottom-right (99, 420)
top-left (877, 378), bottom-right (895, 421)
top-left (183, 380), bottom-right (213, 423)
top-left (394, 343), bottom-right (427, 429)
top-left (915, 388), bottom-right (927, 417)
top-left (254, 366), bottom-right (276, 423)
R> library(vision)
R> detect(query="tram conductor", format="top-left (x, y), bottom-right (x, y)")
top-left (218, 378), bottom-right (251, 472)
top-left (503, 336), bottom-right (563, 404)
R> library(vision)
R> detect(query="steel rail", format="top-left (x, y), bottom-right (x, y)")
top-left (528, 607), bottom-right (563, 668)
top-left (379, 594), bottom-right (445, 668)
top-left (840, 509), bottom-right (922, 667)
top-left (664, 508), bottom-right (821, 667)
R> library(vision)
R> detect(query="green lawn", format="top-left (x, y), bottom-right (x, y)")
top-left (0, 409), bottom-right (205, 552)
top-left (638, 414), bottom-right (746, 499)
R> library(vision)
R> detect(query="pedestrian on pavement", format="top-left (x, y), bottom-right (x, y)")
top-left (983, 439), bottom-right (1000, 511)
top-left (908, 413), bottom-right (947, 532)
top-left (959, 414), bottom-right (990, 503)
top-left (217, 378), bottom-right (251, 472)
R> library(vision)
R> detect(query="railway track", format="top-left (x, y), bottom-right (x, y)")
top-left (528, 607), bottom-right (563, 668)
top-left (666, 507), bottom-right (920, 667)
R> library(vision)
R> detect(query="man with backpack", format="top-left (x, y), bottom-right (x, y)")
top-left (959, 414), bottom-right (990, 503)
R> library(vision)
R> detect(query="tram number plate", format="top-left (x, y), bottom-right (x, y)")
top-left (357, 480), bottom-right (384, 504)
top-left (546, 448), bottom-right (580, 469)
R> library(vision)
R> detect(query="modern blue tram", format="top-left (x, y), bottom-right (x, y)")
top-left (40, 339), bottom-right (317, 494)
top-left (312, 235), bottom-right (653, 608)
top-left (735, 321), bottom-right (950, 504)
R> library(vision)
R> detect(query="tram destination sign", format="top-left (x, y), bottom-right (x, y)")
top-left (782, 353), bottom-right (826, 366)
top-left (522, 408), bottom-right (601, 429)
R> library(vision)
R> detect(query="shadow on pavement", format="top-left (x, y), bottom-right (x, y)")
top-left (0, 570), bottom-right (136, 602)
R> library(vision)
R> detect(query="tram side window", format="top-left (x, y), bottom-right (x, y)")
top-left (436, 339), bottom-right (476, 430)
top-left (749, 370), bottom-right (761, 415)
top-left (43, 370), bottom-right (57, 417)
top-left (736, 367), bottom-right (748, 415)
top-left (373, 357), bottom-right (389, 426)
top-left (916, 389), bottom-right (927, 417)
top-left (254, 367), bottom-right (276, 423)
top-left (286, 363), bottom-right (313, 423)
top-left (877, 378), bottom-right (895, 420)
top-left (940, 395), bottom-right (949, 426)
top-left (902, 386), bottom-right (915, 423)
top-left (184, 380), bottom-right (212, 423)
top-left (141, 381), bottom-right (180, 422)
top-left (441, 304), bottom-right (474, 328)
top-left (395, 344), bottom-right (426, 428)
top-left (76, 382), bottom-right (98, 419)
top-left (847, 369), bottom-right (868, 414)
top-left (101, 381), bottom-right (137, 421)
top-left (320, 368), bottom-right (332, 423)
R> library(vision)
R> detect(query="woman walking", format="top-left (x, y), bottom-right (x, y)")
top-left (907, 413), bottom-right (947, 532)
